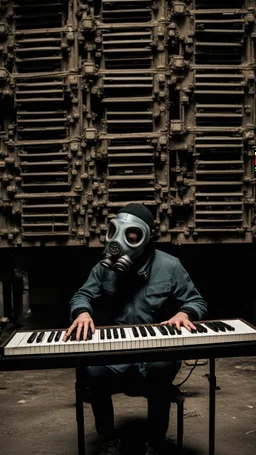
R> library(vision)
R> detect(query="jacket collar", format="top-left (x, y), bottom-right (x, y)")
top-left (137, 244), bottom-right (155, 279)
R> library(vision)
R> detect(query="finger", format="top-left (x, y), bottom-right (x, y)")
top-left (175, 321), bottom-right (181, 331)
top-left (184, 321), bottom-right (196, 331)
top-left (76, 323), bottom-right (83, 341)
top-left (83, 323), bottom-right (89, 340)
top-left (184, 322), bottom-right (191, 332)
top-left (64, 323), bottom-right (77, 341)
top-left (189, 321), bottom-right (197, 330)
top-left (161, 319), bottom-right (176, 326)
top-left (90, 320), bottom-right (96, 333)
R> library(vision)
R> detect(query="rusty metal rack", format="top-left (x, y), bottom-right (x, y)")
top-left (0, 0), bottom-right (255, 246)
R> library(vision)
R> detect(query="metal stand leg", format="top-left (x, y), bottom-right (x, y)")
top-left (207, 358), bottom-right (220, 455)
top-left (177, 401), bottom-right (184, 450)
top-left (75, 367), bottom-right (86, 455)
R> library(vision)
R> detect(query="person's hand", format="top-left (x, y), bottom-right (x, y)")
top-left (63, 312), bottom-right (95, 341)
top-left (160, 311), bottom-right (196, 332)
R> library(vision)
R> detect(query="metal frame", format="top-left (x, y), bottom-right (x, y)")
top-left (75, 367), bottom-right (185, 455)
top-left (2, 341), bottom-right (256, 454)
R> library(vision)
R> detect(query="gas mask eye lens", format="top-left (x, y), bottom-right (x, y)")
top-left (107, 222), bottom-right (116, 240)
top-left (125, 227), bottom-right (143, 245)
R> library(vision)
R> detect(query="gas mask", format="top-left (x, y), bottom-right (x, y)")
top-left (100, 212), bottom-right (152, 274)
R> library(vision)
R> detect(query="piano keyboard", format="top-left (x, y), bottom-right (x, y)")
top-left (2, 319), bottom-right (256, 357)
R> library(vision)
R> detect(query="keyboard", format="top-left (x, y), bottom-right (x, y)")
top-left (2, 319), bottom-right (256, 357)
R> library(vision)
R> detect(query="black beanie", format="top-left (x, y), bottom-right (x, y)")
top-left (118, 203), bottom-right (155, 231)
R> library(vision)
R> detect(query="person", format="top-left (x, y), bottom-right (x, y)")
top-left (64, 203), bottom-right (207, 455)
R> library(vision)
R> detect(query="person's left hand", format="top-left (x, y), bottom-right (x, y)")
top-left (160, 311), bottom-right (196, 332)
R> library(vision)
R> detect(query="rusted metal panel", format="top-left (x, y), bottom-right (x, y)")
top-left (0, 0), bottom-right (255, 247)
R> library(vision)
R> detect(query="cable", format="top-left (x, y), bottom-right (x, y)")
top-left (174, 359), bottom-right (199, 387)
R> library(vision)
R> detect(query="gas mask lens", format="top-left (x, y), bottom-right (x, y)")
top-left (106, 221), bottom-right (116, 240)
top-left (125, 227), bottom-right (143, 246)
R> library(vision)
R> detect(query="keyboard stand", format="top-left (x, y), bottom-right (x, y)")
top-left (1, 337), bottom-right (256, 455)
top-left (75, 367), bottom-right (87, 455)
top-left (208, 358), bottom-right (220, 455)
top-left (74, 358), bottom-right (219, 455)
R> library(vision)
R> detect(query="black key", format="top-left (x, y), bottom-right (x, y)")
top-left (165, 325), bottom-right (175, 335)
top-left (75, 328), bottom-right (93, 341)
top-left (113, 327), bottom-right (119, 339)
top-left (214, 322), bottom-right (226, 332)
top-left (204, 322), bottom-right (219, 332)
top-left (220, 321), bottom-right (235, 331)
top-left (138, 326), bottom-right (147, 337)
top-left (132, 326), bottom-right (139, 337)
top-left (106, 328), bottom-right (112, 339)
top-left (120, 327), bottom-right (126, 339)
top-left (27, 332), bottom-right (37, 344)
top-left (193, 324), bottom-right (202, 333)
top-left (156, 325), bottom-right (168, 335)
top-left (87, 328), bottom-right (92, 340)
top-left (174, 327), bottom-right (182, 335)
top-left (36, 332), bottom-right (45, 343)
top-left (100, 328), bottom-right (105, 340)
top-left (194, 323), bottom-right (204, 333)
top-left (145, 325), bottom-right (156, 336)
top-left (55, 330), bottom-right (62, 341)
top-left (47, 331), bottom-right (55, 343)
top-left (194, 323), bottom-right (208, 333)
top-left (66, 328), bottom-right (83, 342)
top-left (71, 330), bottom-right (76, 341)
top-left (190, 328), bottom-right (197, 334)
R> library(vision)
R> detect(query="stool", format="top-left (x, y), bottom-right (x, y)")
top-left (120, 383), bottom-right (185, 449)
top-left (75, 370), bottom-right (185, 453)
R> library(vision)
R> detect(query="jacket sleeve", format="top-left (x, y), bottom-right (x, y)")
top-left (171, 260), bottom-right (207, 320)
top-left (69, 263), bottom-right (103, 320)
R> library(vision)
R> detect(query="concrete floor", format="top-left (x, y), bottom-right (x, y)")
top-left (0, 321), bottom-right (256, 455)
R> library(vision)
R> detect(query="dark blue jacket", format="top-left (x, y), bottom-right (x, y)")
top-left (70, 248), bottom-right (207, 325)
top-left (70, 248), bottom-right (207, 374)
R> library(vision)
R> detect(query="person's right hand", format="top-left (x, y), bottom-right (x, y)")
top-left (63, 312), bottom-right (95, 341)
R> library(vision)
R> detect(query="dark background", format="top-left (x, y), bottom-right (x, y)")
top-left (2, 243), bottom-right (255, 329)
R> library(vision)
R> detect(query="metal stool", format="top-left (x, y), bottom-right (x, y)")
top-left (75, 367), bottom-right (185, 454)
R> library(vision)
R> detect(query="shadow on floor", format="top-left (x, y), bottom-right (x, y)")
top-left (87, 417), bottom-right (204, 455)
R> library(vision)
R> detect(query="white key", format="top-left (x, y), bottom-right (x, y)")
top-left (106, 328), bottom-right (123, 351)
top-left (39, 331), bottom-right (55, 354)
top-left (152, 326), bottom-right (174, 348)
top-left (120, 327), bottom-right (132, 351)
top-left (14, 331), bottom-right (39, 355)
top-left (21, 331), bottom-right (46, 355)
top-left (4, 332), bottom-right (28, 356)
top-left (52, 330), bottom-right (65, 354)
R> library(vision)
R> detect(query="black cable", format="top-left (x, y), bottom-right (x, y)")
top-left (175, 359), bottom-right (199, 387)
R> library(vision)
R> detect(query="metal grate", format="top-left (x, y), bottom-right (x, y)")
top-left (194, 134), bottom-right (244, 230)
top-left (191, 1), bottom-right (251, 235)
top-left (101, 0), bottom-right (152, 24)
top-left (194, 7), bottom-right (244, 65)
top-left (13, 0), bottom-right (71, 237)
top-left (102, 28), bottom-right (153, 70)
top-left (98, 0), bottom-right (160, 209)
top-left (194, 71), bottom-right (244, 127)
top-left (107, 139), bottom-right (155, 204)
